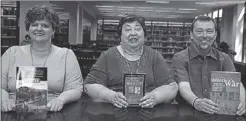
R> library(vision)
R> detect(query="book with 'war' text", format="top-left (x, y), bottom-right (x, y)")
top-left (209, 71), bottom-right (241, 115)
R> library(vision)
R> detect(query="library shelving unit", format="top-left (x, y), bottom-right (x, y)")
top-left (1, 1), bottom-right (19, 55)
top-left (96, 19), bottom-right (121, 51)
top-left (97, 19), bottom-right (119, 41)
top-left (145, 21), bottom-right (152, 41)
top-left (52, 19), bottom-right (69, 46)
top-left (97, 19), bottom-right (192, 61)
top-left (145, 21), bottom-right (192, 61)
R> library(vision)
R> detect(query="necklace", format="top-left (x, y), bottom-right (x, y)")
top-left (122, 46), bottom-right (143, 56)
top-left (30, 45), bottom-right (52, 66)
top-left (122, 47), bottom-right (142, 74)
top-left (125, 59), bottom-right (140, 74)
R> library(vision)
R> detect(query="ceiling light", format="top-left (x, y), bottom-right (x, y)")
top-left (136, 9), bottom-right (154, 12)
top-left (138, 7), bottom-right (154, 9)
top-left (178, 8), bottom-right (197, 11)
top-left (155, 10), bottom-right (172, 12)
top-left (96, 5), bottom-right (114, 8)
top-left (174, 11), bottom-right (192, 13)
top-left (117, 6), bottom-right (135, 9)
top-left (195, 1), bottom-right (244, 5)
top-left (165, 15), bottom-right (182, 18)
top-left (146, 1), bottom-right (170, 4)
top-left (118, 9), bottom-right (134, 11)
top-left (156, 8), bottom-right (176, 11)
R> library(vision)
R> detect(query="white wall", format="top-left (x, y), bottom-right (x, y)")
top-left (221, 6), bottom-right (234, 47)
top-left (232, 4), bottom-right (244, 62)
top-left (79, 5), bottom-right (84, 44)
top-left (90, 19), bottom-right (97, 40)
top-left (53, 2), bottom-right (81, 45)
top-left (221, 4), bottom-right (245, 62)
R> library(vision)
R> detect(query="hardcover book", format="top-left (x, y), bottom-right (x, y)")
top-left (16, 66), bottom-right (48, 113)
top-left (123, 73), bottom-right (146, 107)
top-left (209, 71), bottom-right (241, 115)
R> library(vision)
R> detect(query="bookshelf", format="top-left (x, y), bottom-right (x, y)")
top-left (97, 19), bottom-right (119, 41)
top-left (145, 21), bottom-right (152, 41)
top-left (146, 21), bottom-right (192, 60)
top-left (1, 1), bottom-right (19, 47)
top-left (53, 19), bottom-right (69, 46)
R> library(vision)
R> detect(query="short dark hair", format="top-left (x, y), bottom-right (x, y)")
top-left (118, 14), bottom-right (146, 37)
top-left (25, 5), bottom-right (60, 32)
top-left (190, 16), bottom-right (217, 33)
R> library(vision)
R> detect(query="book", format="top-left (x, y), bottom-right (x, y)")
top-left (209, 71), bottom-right (241, 115)
top-left (123, 73), bottom-right (146, 107)
top-left (16, 66), bottom-right (48, 113)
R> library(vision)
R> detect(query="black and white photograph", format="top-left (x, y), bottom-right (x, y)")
top-left (1, 0), bottom-right (246, 121)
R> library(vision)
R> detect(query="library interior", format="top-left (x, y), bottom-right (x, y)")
top-left (1, 1), bottom-right (246, 84)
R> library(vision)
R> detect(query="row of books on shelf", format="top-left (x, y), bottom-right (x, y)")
top-left (147, 40), bottom-right (191, 44)
top-left (97, 20), bottom-right (191, 41)
top-left (2, 28), bottom-right (16, 37)
top-left (97, 37), bottom-right (190, 42)
top-left (1, 1), bottom-right (18, 47)
top-left (1, 39), bottom-right (17, 47)
top-left (1, 18), bottom-right (16, 26)
top-left (1, 7), bottom-right (17, 16)
top-left (153, 48), bottom-right (181, 54)
top-left (77, 56), bottom-right (98, 61)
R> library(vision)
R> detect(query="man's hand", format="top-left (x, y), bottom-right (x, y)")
top-left (193, 98), bottom-right (219, 114)
top-left (47, 98), bottom-right (65, 112)
top-left (139, 92), bottom-right (157, 108)
top-left (111, 92), bottom-right (128, 108)
top-left (1, 98), bottom-right (15, 112)
top-left (237, 98), bottom-right (245, 116)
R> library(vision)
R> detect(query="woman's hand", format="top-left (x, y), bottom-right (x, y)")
top-left (139, 92), bottom-right (157, 108)
top-left (1, 98), bottom-right (15, 112)
top-left (47, 98), bottom-right (65, 112)
top-left (111, 92), bottom-right (128, 108)
top-left (193, 98), bottom-right (219, 114)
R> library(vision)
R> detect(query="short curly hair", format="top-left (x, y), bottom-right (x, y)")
top-left (118, 14), bottom-right (146, 37)
top-left (25, 5), bottom-right (60, 32)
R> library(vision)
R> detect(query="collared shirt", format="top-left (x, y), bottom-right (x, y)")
top-left (172, 43), bottom-right (235, 99)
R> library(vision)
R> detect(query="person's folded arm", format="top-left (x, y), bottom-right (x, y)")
top-left (172, 53), bottom-right (198, 105)
top-left (151, 82), bottom-right (178, 104)
top-left (57, 49), bottom-right (83, 104)
top-left (240, 83), bottom-right (245, 101)
top-left (151, 52), bottom-right (178, 104)
top-left (83, 51), bottom-right (115, 103)
top-left (178, 82), bottom-right (198, 105)
top-left (84, 83), bottom-right (116, 103)
top-left (1, 46), bottom-right (17, 112)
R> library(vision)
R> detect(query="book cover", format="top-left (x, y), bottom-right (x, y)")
top-left (16, 66), bottom-right (48, 113)
top-left (209, 71), bottom-right (241, 115)
top-left (123, 73), bottom-right (146, 107)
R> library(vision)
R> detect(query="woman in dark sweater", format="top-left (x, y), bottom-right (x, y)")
top-left (84, 14), bottom-right (178, 108)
